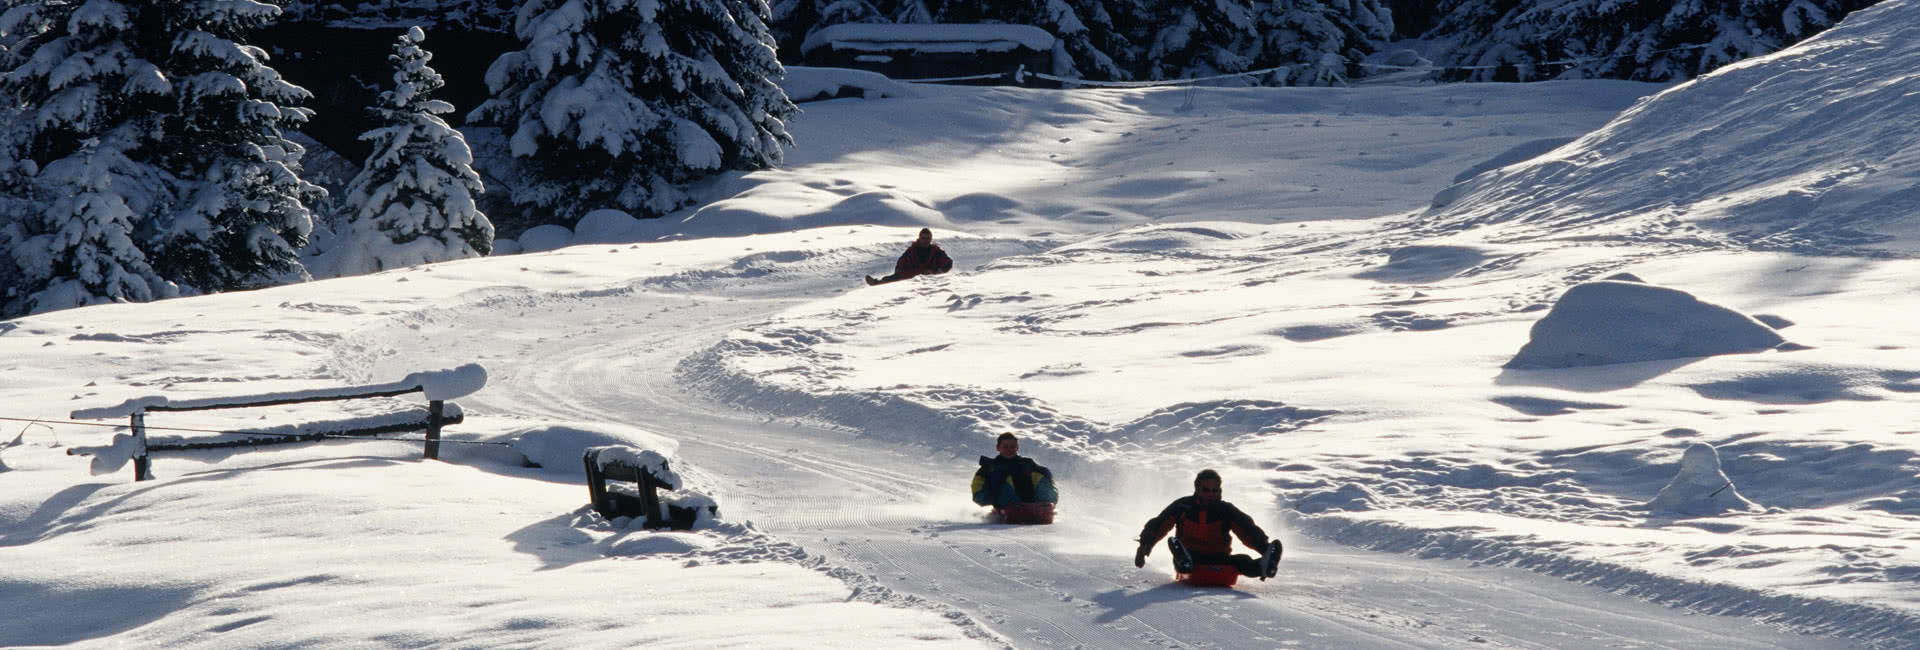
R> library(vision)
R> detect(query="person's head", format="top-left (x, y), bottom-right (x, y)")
top-left (995, 432), bottom-right (1018, 458)
top-left (917, 228), bottom-right (933, 244)
top-left (1193, 469), bottom-right (1222, 505)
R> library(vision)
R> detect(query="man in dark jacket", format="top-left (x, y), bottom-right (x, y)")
top-left (867, 228), bottom-right (953, 285)
top-left (972, 433), bottom-right (1057, 507)
top-left (1134, 469), bottom-right (1281, 578)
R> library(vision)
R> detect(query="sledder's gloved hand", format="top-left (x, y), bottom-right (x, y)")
top-left (1133, 544), bottom-right (1149, 568)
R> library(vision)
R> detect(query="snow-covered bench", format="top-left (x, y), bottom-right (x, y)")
top-left (68, 364), bottom-right (486, 481)
top-left (584, 445), bottom-right (716, 530)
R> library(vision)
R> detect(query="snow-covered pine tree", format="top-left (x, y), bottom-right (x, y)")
top-left (1320, 0), bottom-right (1393, 69)
top-left (1383, 0), bottom-right (1439, 38)
top-left (1128, 0), bottom-right (1260, 81)
top-left (1426, 0), bottom-right (1535, 81)
top-left (0, 0), bottom-right (178, 316)
top-left (1251, 0), bottom-right (1387, 86)
top-left (1, 0), bottom-right (323, 307)
top-left (6, 138), bottom-right (177, 315)
top-left (1435, 0), bottom-right (1877, 82)
top-left (334, 26), bottom-right (492, 277)
top-left (768, 0), bottom-right (891, 62)
top-left (470, 0), bottom-right (797, 225)
top-left (147, 0), bottom-right (323, 291)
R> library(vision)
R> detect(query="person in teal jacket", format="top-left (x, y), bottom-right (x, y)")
top-left (972, 433), bottom-right (1058, 507)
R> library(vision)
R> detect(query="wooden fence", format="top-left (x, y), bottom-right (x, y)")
top-left (69, 365), bottom-right (484, 482)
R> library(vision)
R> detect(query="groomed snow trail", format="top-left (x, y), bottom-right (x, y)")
top-left (346, 258), bottom-right (1854, 650)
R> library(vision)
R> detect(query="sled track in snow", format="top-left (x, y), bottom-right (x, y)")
top-left (348, 274), bottom-right (1869, 650)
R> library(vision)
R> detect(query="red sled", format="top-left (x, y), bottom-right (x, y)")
top-left (992, 502), bottom-right (1056, 525)
top-left (1176, 564), bottom-right (1240, 587)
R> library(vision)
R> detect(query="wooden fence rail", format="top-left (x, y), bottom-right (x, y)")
top-left (68, 364), bottom-right (485, 482)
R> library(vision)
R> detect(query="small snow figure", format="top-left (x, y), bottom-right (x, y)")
top-left (1650, 443), bottom-right (1761, 516)
top-left (865, 228), bottom-right (952, 286)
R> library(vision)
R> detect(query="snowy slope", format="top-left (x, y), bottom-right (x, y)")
top-left (1424, 0), bottom-right (1920, 256)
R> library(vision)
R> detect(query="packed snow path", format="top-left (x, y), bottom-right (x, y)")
top-left (348, 264), bottom-right (1851, 650)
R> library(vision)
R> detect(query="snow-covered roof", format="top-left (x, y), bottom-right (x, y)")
top-left (800, 24), bottom-right (1054, 56)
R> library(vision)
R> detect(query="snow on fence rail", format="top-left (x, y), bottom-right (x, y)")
top-left (67, 364), bottom-right (488, 482)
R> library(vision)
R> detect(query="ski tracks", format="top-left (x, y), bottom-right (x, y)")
top-left (350, 272), bottom-right (1865, 650)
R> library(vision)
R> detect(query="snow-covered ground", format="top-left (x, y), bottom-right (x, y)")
top-left (5, 1), bottom-right (1920, 648)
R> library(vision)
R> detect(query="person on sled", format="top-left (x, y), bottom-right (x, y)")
top-left (1133, 469), bottom-right (1280, 579)
top-left (972, 433), bottom-right (1058, 507)
top-left (867, 228), bottom-right (953, 285)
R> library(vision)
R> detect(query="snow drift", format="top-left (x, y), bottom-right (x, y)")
top-left (1505, 277), bottom-right (1786, 369)
top-left (1425, 0), bottom-right (1920, 256)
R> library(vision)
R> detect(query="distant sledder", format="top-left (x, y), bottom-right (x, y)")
top-left (1134, 469), bottom-right (1281, 587)
top-left (866, 228), bottom-right (953, 286)
top-left (972, 433), bottom-right (1058, 524)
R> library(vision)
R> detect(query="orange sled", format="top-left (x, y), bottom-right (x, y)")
top-left (993, 502), bottom-right (1056, 525)
top-left (1177, 564), bottom-right (1240, 587)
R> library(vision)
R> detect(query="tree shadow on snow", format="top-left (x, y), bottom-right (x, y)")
top-left (1090, 581), bottom-right (1255, 623)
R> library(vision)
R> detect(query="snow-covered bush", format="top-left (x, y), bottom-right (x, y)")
top-left (332, 26), bottom-right (493, 276)
top-left (468, 0), bottom-right (797, 226)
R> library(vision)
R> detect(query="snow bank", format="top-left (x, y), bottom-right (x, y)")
top-left (573, 209), bottom-right (646, 244)
top-left (508, 422), bottom-right (679, 476)
top-left (517, 224), bottom-right (574, 253)
top-left (1650, 443), bottom-right (1762, 516)
top-left (781, 66), bottom-right (917, 103)
top-left (1505, 278), bottom-right (1785, 369)
top-left (1423, 0), bottom-right (1920, 254)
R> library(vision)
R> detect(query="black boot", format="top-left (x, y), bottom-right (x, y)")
top-left (1260, 539), bottom-right (1282, 579)
top-left (1167, 538), bottom-right (1194, 573)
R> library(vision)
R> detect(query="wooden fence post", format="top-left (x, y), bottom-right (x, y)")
top-left (424, 400), bottom-right (443, 460)
top-left (130, 412), bottom-right (151, 481)
top-left (637, 467), bottom-right (663, 528)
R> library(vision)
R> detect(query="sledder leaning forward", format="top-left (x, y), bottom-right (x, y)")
top-left (1134, 469), bottom-right (1281, 579)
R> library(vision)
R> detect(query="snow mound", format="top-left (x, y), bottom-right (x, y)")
top-left (1650, 443), bottom-right (1762, 516)
top-left (1353, 245), bottom-right (1501, 283)
top-left (572, 209), bottom-right (646, 244)
top-left (508, 422), bottom-right (679, 476)
top-left (517, 224), bottom-right (574, 253)
top-left (1424, 0), bottom-right (1920, 255)
top-left (780, 66), bottom-right (917, 102)
top-left (1505, 279), bottom-right (1785, 369)
top-left (1055, 223), bottom-right (1259, 254)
